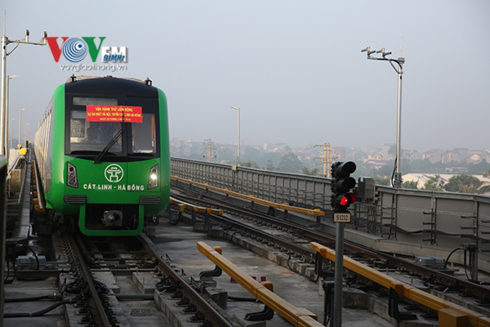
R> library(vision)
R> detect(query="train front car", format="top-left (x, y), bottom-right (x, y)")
top-left (48, 76), bottom-right (169, 236)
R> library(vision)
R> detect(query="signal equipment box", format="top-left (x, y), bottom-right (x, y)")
top-left (357, 177), bottom-right (375, 201)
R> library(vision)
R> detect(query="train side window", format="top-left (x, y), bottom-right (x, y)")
top-left (132, 113), bottom-right (156, 153)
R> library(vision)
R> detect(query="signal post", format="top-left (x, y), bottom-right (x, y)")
top-left (330, 161), bottom-right (357, 327)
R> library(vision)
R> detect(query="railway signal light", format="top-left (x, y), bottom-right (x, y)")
top-left (331, 161), bottom-right (357, 213)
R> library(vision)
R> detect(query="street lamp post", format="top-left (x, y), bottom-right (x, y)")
top-left (1, 27), bottom-right (46, 156)
top-left (10, 118), bottom-right (14, 149)
top-left (230, 106), bottom-right (240, 165)
top-left (6, 74), bottom-right (21, 153)
top-left (18, 108), bottom-right (26, 148)
top-left (361, 46), bottom-right (405, 188)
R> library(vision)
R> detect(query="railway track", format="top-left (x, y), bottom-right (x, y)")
top-left (169, 188), bottom-right (490, 317)
top-left (54, 230), bottom-right (236, 327)
top-left (4, 172), bottom-right (489, 326)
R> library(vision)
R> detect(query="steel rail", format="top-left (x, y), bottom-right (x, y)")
top-left (138, 233), bottom-right (235, 327)
top-left (68, 233), bottom-right (112, 327)
top-left (75, 232), bottom-right (235, 326)
top-left (172, 191), bottom-right (490, 302)
top-left (171, 194), bottom-right (314, 257)
top-left (210, 212), bottom-right (314, 258)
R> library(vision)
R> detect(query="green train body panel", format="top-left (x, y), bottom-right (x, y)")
top-left (44, 85), bottom-right (66, 210)
top-left (51, 158), bottom-right (169, 211)
top-left (36, 77), bottom-right (170, 237)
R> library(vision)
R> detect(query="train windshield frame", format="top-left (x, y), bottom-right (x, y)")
top-left (65, 95), bottom-right (160, 161)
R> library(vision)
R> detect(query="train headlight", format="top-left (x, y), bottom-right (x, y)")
top-left (67, 162), bottom-right (79, 188)
top-left (148, 164), bottom-right (158, 189)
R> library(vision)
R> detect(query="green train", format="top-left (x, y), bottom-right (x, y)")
top-left (33, 75), bottom-right (170, 236)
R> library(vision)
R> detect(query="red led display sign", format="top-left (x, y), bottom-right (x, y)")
top-left (86, 105), bottom-right (143, 123)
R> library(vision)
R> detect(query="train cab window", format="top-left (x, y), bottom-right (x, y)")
top-left (131, 113), bottom-right (156, 153)
top-left (68, 110), bottom-right (122, 153)
top-left (68, 97), bottom-right (122, 154)
top-left (66, 96), bottom-right (157, 158)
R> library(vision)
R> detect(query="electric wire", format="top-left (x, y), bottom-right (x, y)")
top-left (3, 294), bottom-right (83, 318)
top-left (443, 247), bottom-right (463, 270)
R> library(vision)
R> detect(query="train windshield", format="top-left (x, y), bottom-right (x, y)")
top-left (66, 96), bottom-right (159, 161)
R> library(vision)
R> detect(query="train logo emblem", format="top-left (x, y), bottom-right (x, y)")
top-left (104, 164), bottom-right (124, 183)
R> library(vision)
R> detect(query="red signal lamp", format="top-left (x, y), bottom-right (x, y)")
top-left (337, 193), bottom-right (357, 208)
top-left (345, 193), bottom-right (357, 204)
top-left (331, 161), bottom-right (357, 213)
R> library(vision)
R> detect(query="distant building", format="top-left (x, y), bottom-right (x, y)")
top-left (294, 150), bottom-right (314, 161)
top-left (464, 150), bottom-right (490, 164)
top-left (466, 152), bottom-right (483, 164)
top-left (371, 153), bottom-right (383, 160)
top-left (442, 150), bottom-right (462, 163)
top-left (379, 143), bottom-right (395, 160)
top-left (364, 159), bottom-right (390, 169)
top-left (421, 149), bottom-right (442, 163)
top-left (402, 149), bottom-right (421, 161)
top-left (453, 148), bottom-right (470, 161)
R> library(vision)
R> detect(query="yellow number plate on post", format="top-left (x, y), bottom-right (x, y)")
top-left (334, 213), bottom-right (351, 223)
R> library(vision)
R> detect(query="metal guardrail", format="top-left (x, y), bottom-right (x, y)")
top-left (172, 175), bottom-right (325, 218)
top-left (171, 158), bottom-right (490, 268)
top-left (310, 242), bottom-right (490, 327)
top-left (31, 160), bottom-right (45, 212)
top-left (7, 154), bottom-right (27, 206)
top-left (8, 151), bottom-right (21, 172)
top-left (172, 158), bottom-right (331, 208)
top-left (170, 196), bottom-right (224, 215)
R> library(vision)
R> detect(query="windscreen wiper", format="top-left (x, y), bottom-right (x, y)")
top-left (93, 129), bottom-right (123, 164)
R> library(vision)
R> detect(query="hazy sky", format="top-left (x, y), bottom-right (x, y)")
top-left (2, 1), bottom-right (489, 153)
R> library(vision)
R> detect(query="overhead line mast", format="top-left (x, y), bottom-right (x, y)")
top-left (361, 46), bottom-right (405, 188)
